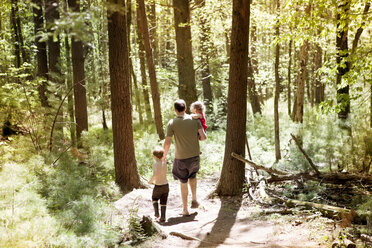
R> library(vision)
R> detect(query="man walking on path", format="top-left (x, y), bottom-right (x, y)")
top-left (163, 99), bottom-right (207, 216)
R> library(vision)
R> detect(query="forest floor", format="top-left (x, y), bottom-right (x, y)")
top-left (115, 174), bottom-right (337, 248)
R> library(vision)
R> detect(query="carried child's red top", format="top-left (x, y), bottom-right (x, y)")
top-left (200, 113), bottom-right (207, 132)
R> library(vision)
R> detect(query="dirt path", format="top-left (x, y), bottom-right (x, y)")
top-left (115, 176), bottom-right (333, 247)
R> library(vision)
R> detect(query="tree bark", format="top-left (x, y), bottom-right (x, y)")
top-left (293, 40), bottom-right (309, 123)
top-left (216, 0), bottom-right (249, 196)
top-left (136, 19), bottom-right (152, 122)
top-left (287, 39), bottom-right (292, 115)
top-left (64, 35), bottom-right (76, 147)
top-left (336, 0), bottom-right (350, 119)
top-left (10, 0), bottom-right (21, 68)
top-left (137, 0), bottom-right (164, 139)
top-left (314, 42), bottom-right (324, 104)
top-left (68, 0), bottom-right (88, 146)
top-left (45, 0), bottom-right (64, 142)
top-left (147, 0), bottom-right (158, 65)
top-left (274, 0), bottom-right (281, 160)
top-left (196, 0), bottom-right (213, 112)
top-left (248, 24), bottom-right (261, 115)
top-left (107, 0), bottom-right (142, 192)
top-left (173, 0), bottom-right (197, 108)
top-left (32, 0), bottom-right (49, 108)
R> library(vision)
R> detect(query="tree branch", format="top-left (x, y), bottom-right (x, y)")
top-left (290, 133), bottom-right (320, 175)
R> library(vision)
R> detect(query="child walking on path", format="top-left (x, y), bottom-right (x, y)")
top-left (148, 147), bottom-right (169, 222)
top-left (190, 101), bottom-right (207, 132)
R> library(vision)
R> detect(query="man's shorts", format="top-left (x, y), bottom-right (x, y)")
top-left (172, 156), bottom-right (200, 183)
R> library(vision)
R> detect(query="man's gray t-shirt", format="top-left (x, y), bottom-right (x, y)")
top-left (166, 114), bottom-right (203, 159)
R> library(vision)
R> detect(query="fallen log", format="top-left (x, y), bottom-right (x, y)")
top-left (231, 152), bottom-right (288, 175)
top-left (268, 172), bottom-right (372, 185)
top-left (361, 234), bottom-right (372, 243)
top-left (270, 195), bottom-right (367, 224)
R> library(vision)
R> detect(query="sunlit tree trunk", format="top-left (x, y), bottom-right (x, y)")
top-left (274, 0), bottom-right (281, 160)
top-left (173, 0), bottom-right (197, 107)
top-left (314, 42), bottom-right (324, 104)
top-left (64, 36), bottom-right (76, 147)
top-left (147, 0), bottom-right (158, 65)
top-left (107, 0), bottom-right (142, 192)
top-left (287, 39), bottom-right (292, 115)
top-left (137, 0), bottom-right (164, 139)
top-left (10, 0), bottom-right (21, 68)
top-left (32, 0), bottom-right (49, 108)
top-left (45, 0), bottom-right (64, 141)
top-left (68, 0), bottom-right (88, 146)
top-left (336, 0), bottom-right (350, 119)
top-left (195, 0), bottom-right (213, 111)
top-left (216, 0), bottom-right (249, 196)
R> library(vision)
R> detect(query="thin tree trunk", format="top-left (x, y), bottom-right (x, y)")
top-left (336, 0), bottom-right (350, 119)
top-left (314, 42), bottom-right (324, 104)
top-left (249, 24), bottom-right (261, 114)
top-left (293, 40), bottom-right (309, 123)
top-left (147, 0), bottom-right (158, 65)
top-left (136, 11), bottom-right (152, 122)
top-left (45, 0), bottom-right (64, 143)
top-left (370, 83), bottom-right (372, 128)
top-left (68, 0), bottom-right (88, 146)
top-left (65, 36), bottom-right (76, 147)
top-left (137, 0), bottom-right (164, 139)
top-left (107, 0), bottom-right (142, 192)
top-left (33, 0), bottom-right (49, 108)
top-left (10, 0), bottom-right (21, 68)
top-left (216, 0), bottom-right (249, 196)
top-left (173, 0), bottom-right (197, 108)
top-left (130, 60), bottom-right (143, 124)
top-left (287, 39), bottom-right (292, 115)
top-left (196, 0), bottom-right (213, 111)
top-left (274, 0), bottom-right (281, 160)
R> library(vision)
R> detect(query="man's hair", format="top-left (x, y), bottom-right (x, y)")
top-left (190, 101), bottom-right (205, 113)
top-left (153, 147), bottom-right (164, 159)
top-left (174, 99), bottom-right (186, 112)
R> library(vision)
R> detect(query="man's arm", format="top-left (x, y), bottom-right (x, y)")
top-left (163, 136), bottom-right (172, 162)
top-left (198, 128), bottom-right (207, 141)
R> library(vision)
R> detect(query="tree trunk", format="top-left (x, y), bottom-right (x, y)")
top-left (248, 24), bottom-right (261, 115)
top-left (293, 40), bottom-right (309, 123)
top-left (336, 0), bottom-right (350, 119)
top-left (287, 39), bottom-right (292, 115)
top-left (274, 0), bottom-right (281, 160)
top-left (147, 0), bottom-right (158, 65)
top-left (45, 0), bottom-right (64, 142)
top-left (32, 0), bottom-right (49, 108)
top-left (107, 0), bottom-right (142, 192)
top-left (137, 0), bottom-right (164, 139)
top-left (136, 8), bottom-right (152, 122)
top-left (216, 0), bottom-right (249, 196)
top-left (196, 0), bottom-right (213, 112)
top-left (173, 0), bottom-right (197, 108)
top-left (314, 42), bottom-right (324, 104)
top-left (68, 0), bottom-right (88, 146)
top-left (65, 36), bottom-right (76, 147)
top-left (371, 83), bottom-right (372, 128)
top-left (10, 0), bottom-right (21, 68)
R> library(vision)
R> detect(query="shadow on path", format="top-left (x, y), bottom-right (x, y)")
top-left (161, 212), bottom-right (198, 226)
top-left (197, 196), bottom-right (242, 247)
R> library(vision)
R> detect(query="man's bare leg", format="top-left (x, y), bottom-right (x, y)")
top-left (180, 182), bottom-right (189, 215)
top-left (189, 177), bottom-right (197, 202)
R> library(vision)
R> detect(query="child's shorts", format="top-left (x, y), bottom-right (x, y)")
top-left (152, 184), bottom-right (169, 205)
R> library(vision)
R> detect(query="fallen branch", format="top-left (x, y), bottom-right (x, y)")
top-left (231, 152), bottom-right (288, 175)
top-left (271, 195), bottom-right (367, 224)
top-left (169, 231), bottom-right (200, 241)
top-left (290, 133), bottom-right (320, 175)
top-left (361, 234), bottom-right (372, 243)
